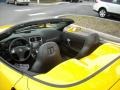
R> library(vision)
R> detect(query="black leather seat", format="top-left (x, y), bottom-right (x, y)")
top-left (75, 33), bottom-right (100, 59)
top-left (30, 42), bottom-right (62, 73)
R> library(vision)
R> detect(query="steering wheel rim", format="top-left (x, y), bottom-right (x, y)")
top-left (9, 37), bottom-right (31, 62)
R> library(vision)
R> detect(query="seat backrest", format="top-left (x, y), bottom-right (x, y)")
top-left (75, 33), bottom-right (100, 59)
top-left (30, 42), bottom-right (62, 73)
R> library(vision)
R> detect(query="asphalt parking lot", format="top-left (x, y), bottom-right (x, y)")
top-left (0, 1), bottom-right (119, 25)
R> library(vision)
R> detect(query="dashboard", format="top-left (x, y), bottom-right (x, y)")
top-left (0, 27), bottom-right (63, 64)
top-left (0, 28), bottom-right (63, 51)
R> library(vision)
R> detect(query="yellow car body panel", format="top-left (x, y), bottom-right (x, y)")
top-left (1, 38), bottom-right (120, 90)
top-left (14, 76), bottom-right (28, 90)
top-left (0, 61), bottom-right (23, 90)
top-left (0, 25), bottom-right (12, 33)
top-left (1, 20), bottom-right (120, 90)
top-left (0, 24), bottom-right (120, 89)
top-left (26, 43), bottom-right (120, 90)
top-left (110, 80), bottom-right (120, 90)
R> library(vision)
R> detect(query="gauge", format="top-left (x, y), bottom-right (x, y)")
top-left (29, 37), bottom-right (35, 42)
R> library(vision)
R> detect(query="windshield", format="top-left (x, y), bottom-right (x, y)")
top-left (15, 22), bottom-right (67, 33)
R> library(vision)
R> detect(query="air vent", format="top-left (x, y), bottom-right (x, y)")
top-left (36, 37), bottom-right (41, 41)
top-left (29, 37), bottom-right (35, 42)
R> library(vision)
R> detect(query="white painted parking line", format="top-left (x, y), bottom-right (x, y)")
top-left (14, 9), bottom-right (33, 12)
top-left (28, 12), bottom-right (47, 16)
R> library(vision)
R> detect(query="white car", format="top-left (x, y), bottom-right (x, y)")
top-left (93, 0), bottom-right (120, 18)
top-left (6, 0), bottom-right (30, 5)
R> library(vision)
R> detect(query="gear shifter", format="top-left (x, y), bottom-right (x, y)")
top-left (31, 42), bottom-right (40, 58)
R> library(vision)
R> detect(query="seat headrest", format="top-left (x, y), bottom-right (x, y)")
top-left (38, 42), bottom-right (61, 61)
top-left (85, 33), bottom-right (100, 46)
top-left (75, 33), bottom-right (100, 59)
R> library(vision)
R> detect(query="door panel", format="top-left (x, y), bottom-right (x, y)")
top-left (62, 32), bottom-right (85, 52)
top-left (59, 32), bottom-right (85, 58)
top-left (0, 60), bottom-right (23, 90)
top-left (107, 0), bottom-right (120, 14)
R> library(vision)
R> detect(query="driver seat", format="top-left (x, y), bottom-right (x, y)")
top-left (30, 42), bottom-right (63, 73)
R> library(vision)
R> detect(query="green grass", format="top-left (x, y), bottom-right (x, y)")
top-left (61, 15), bottom-right (120, 37)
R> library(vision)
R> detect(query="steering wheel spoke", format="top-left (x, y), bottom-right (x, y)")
top-left (25, 47), bottom-right (30, 51)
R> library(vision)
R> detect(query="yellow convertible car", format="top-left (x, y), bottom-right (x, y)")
top-left (0, 18), bottom-right (120, 90)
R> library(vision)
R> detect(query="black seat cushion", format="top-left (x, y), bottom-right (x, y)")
top-left (30, 42), bottom-right (62, 73)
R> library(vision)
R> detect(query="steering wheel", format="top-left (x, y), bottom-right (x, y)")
top-left (9, 38), bottom-right (31, 62)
